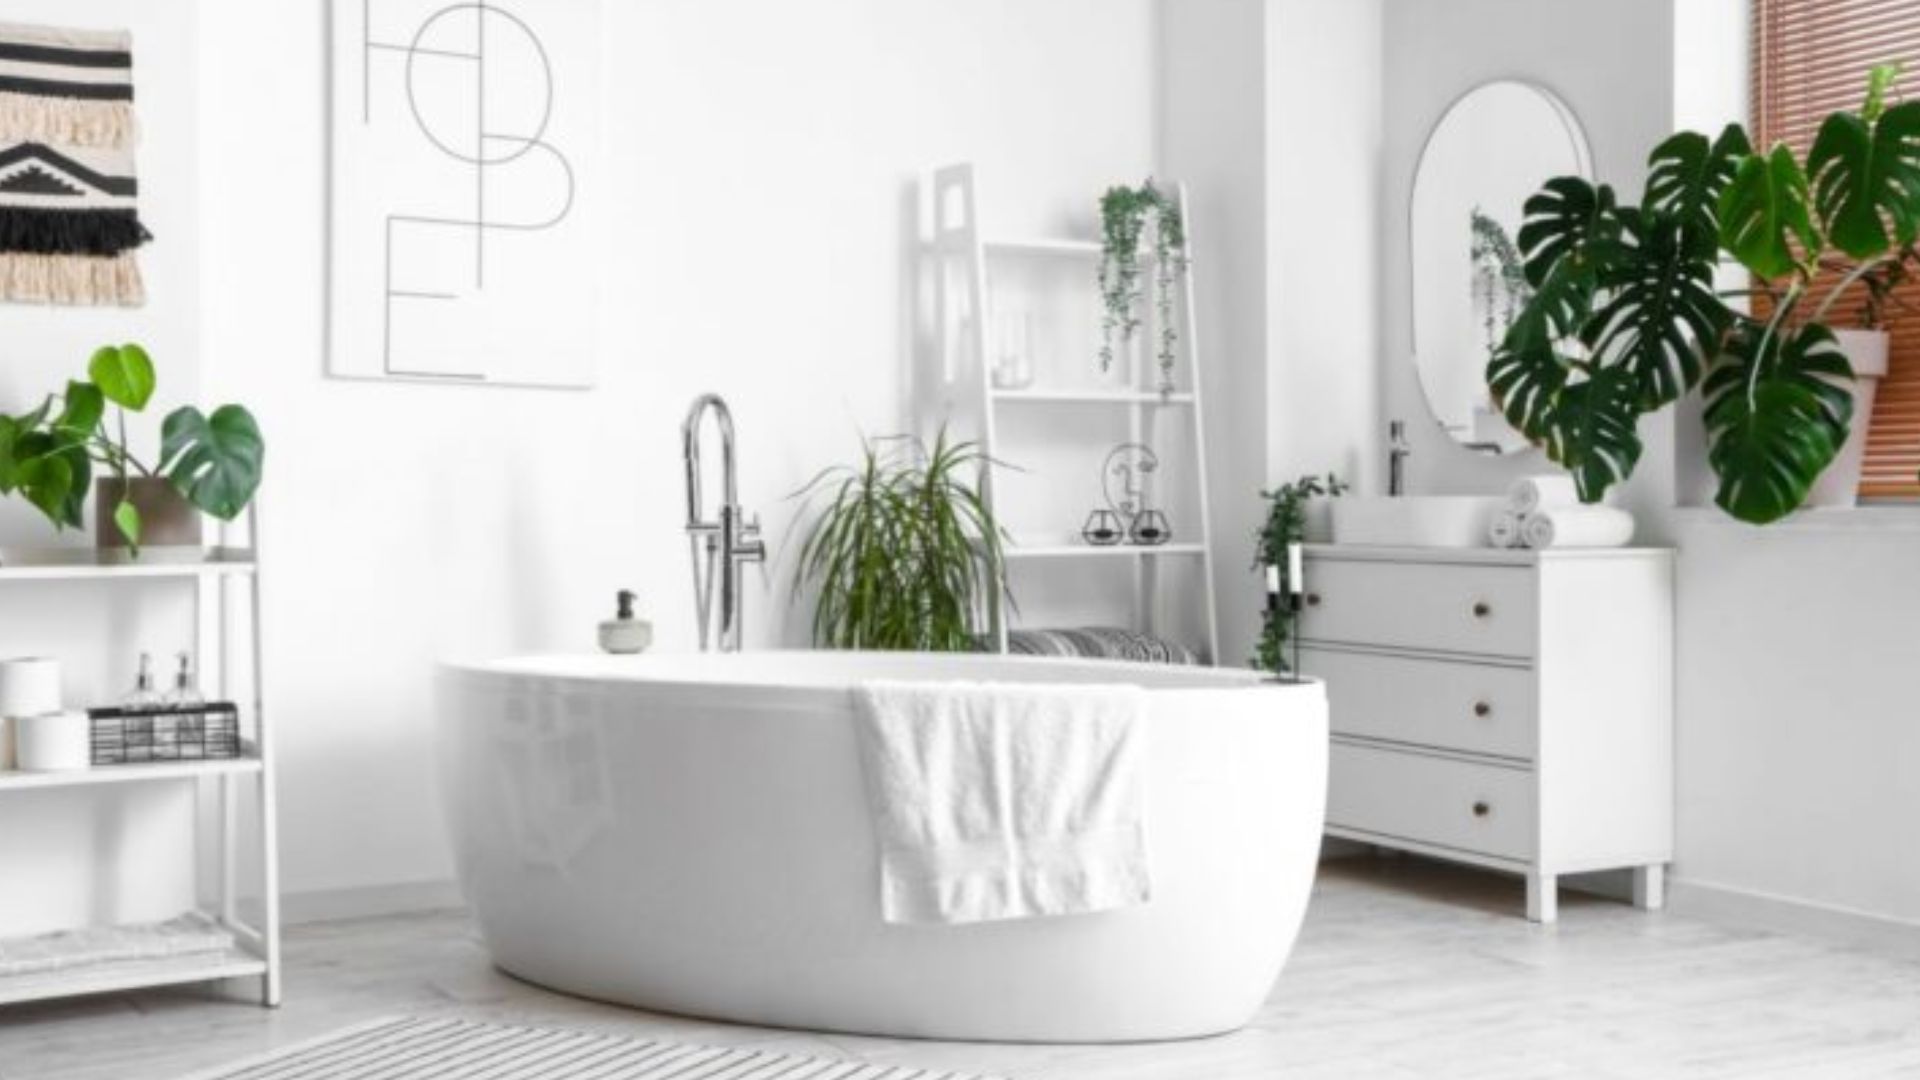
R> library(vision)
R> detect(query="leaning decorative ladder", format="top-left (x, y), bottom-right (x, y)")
top-left (0, 510), bottom-right (280, 1008)
top-left (927, 164), bottom-right (1221, 662)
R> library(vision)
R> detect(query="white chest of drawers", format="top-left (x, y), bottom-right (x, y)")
top-left (1299, 544), bottom-right (1673, 922)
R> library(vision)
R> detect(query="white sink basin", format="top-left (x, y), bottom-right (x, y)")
top-left (1331, 496), bottom-right (1505, 548)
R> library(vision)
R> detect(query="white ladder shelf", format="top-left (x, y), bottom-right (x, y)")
top-left (0, 510), bottom-right (280, 1009)
top-left (928, 163), bottom-right (1221, 662)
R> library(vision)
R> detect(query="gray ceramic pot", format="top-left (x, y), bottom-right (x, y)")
top-left (96, 476), bottom-right (203, 556)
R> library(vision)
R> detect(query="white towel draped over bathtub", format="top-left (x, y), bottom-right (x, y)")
top-left (852, 680), bottom-right (1150, 925)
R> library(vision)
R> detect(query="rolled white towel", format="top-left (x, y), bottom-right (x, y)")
top-left (1507, 474), bottom-right (1580, 515)
top-left (1487, 510), bottom-right (1524, 549)
top-left (1521, 506), bottom-right (1635, 549)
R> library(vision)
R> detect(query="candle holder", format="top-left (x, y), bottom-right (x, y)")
top-left (1081, 509), bottom-right (1124, 546)
top-left (1128, 509), bottom-right (1171, 546)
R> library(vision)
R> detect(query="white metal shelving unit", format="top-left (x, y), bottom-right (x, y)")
top-left (928, 164), bottom-right (1221, 661)
top-left (0, 513), bottom-right (280, 1009)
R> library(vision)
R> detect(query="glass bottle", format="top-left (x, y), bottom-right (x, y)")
top-left (165, 653), bottom-right (203, 708)
top-left (123, 652), bottom-right (161, 709)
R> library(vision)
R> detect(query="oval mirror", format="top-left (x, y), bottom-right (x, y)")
top-left (1411, 81), bottom-right (1591, 455)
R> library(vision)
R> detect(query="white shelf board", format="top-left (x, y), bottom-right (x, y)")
top-left (0, 758), bottom-right (263, 794)
top-left (0, 547), bottom-right (256, 582)
top-left (1005, 542), bottom-right (1207, 560)
top-left (991, 389), bottom-right (1195, 406)
top-left (0, 940), bottom-right (265, 1006)
top-left (981, 236), bottom-right (1103, 258)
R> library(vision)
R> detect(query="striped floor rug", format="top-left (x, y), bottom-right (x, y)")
top-left (184, 1016), bottom-right (1009, 1080)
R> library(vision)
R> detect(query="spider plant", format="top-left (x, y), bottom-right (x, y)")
top-left (791, 429), bottom-right (1010, 652)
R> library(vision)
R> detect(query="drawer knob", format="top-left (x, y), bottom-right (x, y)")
top-left (1473, 700), bottom-right (1492, 718)
top-left (1471, 599), bottom-right (1492, 619)
top-left (1472, 801), bottom-right (1491, 818)
top-left (1305, 593), bottom-right (1322, 608)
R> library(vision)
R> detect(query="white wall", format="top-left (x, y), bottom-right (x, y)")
top-left (0, 1), bottom-right (205, 936)
top-left (196, 0), bottom-right (1160, 903)
top-left (1266, 0), bottom-right (1383, 491)
top-left (1158, 0), bottom-right (1271, 670)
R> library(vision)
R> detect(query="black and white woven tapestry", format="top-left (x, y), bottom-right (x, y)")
top-left (0, 20), bottom-right (148, 306)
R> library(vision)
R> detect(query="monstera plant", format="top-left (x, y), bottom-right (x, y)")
top-left (0, 344), bottom-right (265, 554)
top-left (1488, 65), bottom-right (1920, 523)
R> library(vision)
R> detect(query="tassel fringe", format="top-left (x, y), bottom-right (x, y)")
top-left (0, 207), bottom-right (151, 256)
top-left (0, 251), bottom-right (144, 306)
top-left (0, 91), bottom-right (135, 149)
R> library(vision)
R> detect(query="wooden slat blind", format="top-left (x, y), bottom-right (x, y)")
top-left (1753, 0), bottom-right (1920, 497)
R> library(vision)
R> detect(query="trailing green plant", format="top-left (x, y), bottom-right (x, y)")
top-left (1253, 473), bottom-right (1346, 675)
top-left (1470, 207), bottom-right (1532, 357)
top-left (0, 344), bottom-right (265, 554)
top-left (1487, 64), bottom-right (1920, 524)
top-left (1099, 179), bottom-right (1190, 395)
top-left (791, 428), bottom-right (1010, 652)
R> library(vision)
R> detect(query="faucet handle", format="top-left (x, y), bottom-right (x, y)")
top-left (737, 512), bottom-right (768, 562)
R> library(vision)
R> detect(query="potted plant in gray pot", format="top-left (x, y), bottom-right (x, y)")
top-left (1488, 64), bottom-right (1920, 522)
top-left (0, 344), bottom-right (265, 560)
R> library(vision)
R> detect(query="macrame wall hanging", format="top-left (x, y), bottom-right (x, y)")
top-left (0, 20), bottom-right (148, 307)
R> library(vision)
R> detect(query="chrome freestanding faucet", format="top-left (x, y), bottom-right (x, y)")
top-left (1388, 419), bottom-right (1413, 497)
top-left (682, 394), bottom-right (765, 652)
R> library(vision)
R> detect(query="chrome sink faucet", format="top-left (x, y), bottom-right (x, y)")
top-left (683, 394), bottom-right (765, 652)
top-left (1388, 419), bottom-right (1412, 497)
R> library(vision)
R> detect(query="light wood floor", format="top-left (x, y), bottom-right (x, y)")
top-left (4, 857), bottom-right (1919, 1080)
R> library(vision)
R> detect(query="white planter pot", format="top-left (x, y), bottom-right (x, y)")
top-left (1807, 329), bottom-right (1891, 509)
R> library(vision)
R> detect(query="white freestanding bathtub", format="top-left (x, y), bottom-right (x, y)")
top-left (437, 652), bottom-right (1328, 1043)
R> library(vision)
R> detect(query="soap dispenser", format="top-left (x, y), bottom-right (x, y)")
top-left (599, 590), bottom-right (653, 655)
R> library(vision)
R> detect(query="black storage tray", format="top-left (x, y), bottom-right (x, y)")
top-left (89, 702), bottom-right (243, 765)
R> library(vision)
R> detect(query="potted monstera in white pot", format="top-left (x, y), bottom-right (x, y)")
top-left (1487, 64), bottom-right (1920, 523)
top-left (0, 344), bottom-right (265, 560)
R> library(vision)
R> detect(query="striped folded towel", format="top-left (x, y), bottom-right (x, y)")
top-left (0, 20), bottom-right (148, 306)
top-left (998, 627), bottom-right (1199, 666)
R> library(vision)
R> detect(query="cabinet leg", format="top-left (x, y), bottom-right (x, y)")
top-left (1633, 864), bottom-right (1667, 912)
top-left (1526, 871), bottom-right (1558, 924)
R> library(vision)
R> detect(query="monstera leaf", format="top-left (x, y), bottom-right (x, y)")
top-left (161, 405), bottom-right (264, 521)
top-left (1544, 366), bottom-right (1644, 504)
top-left (88, 343), bottom-right (156, 411)
top-left (1719, 144), bottom-right (1821, 280)
top-left (1515, 176), bottom-right (1620, 287)
top-left (1703, 321), bottom-right (1854, 524)
top-left (0, 415), bottom-right (20, 494)
top-left (8, 430), bottom-right (89, 529)
top-left (1806, 100), bottom-right (1920, 260)
top-left (51, 381), bottom-right (104, 448)
top-left (1645, 124), bottom-right (1751, 258)
top-left (1489, 247), bottom-right (1603, 444)
top-left (1583, 207), bottom-right (1727, 409)
top-left (1490, 177), bottom-right (1621, 446)
top-left (1488, 336), bottom-right (1571, 445)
